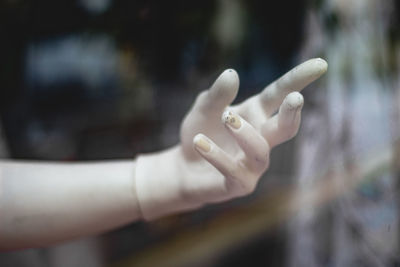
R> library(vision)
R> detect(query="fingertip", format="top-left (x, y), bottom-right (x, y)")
top-left (209, 69), bottom-right (239, 107)
top-left (221, 109), bottom-right (242, 129)
top-left (218, 69), bottom-right (239, 92)
top-left (315, 58), bottom-right (328, 71)
top-left (215, 69), bottom-right (239, 90)
top-left (193, 133), bottom-right (211, 153)
top-left (284, 92), bottom-right (304, 110)
top-left (301, 58), bottom-right (328, 78)
top-left (196, 69), bottom-right (240, 113)
top-left (278, 92), bottom-right (304, 131)
top-left (221, 68), bottom-right (239, 81)
top-left (193, 133), bottom-right (203, 144)
top-left (313, 58), bottom-right (328, 75)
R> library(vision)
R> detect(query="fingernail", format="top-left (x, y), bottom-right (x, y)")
top-left (194, 135), bottom-right (211, 152)
top-left (222, 110), bottom-right (241, 129)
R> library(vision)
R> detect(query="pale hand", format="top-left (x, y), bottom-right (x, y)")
top-left (135, 58), bottom-right (328, 220)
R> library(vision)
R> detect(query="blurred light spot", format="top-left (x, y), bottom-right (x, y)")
top-left (26, 35), bottom-right (118, 90)
top-left (79, 0), bottom-right (111, 14)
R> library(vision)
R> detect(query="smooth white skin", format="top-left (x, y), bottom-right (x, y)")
top-left (0, 58), bottom-right (327, 249)
top-left (136, 58), bottom-right (328, 220)
top-left (0, 161), bottom-right (140, 250)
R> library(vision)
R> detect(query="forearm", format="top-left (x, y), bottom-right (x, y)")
top-left (0, 160), bottom-right (140, 250)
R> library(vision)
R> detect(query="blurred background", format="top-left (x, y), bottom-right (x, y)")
top-left (0, 0), bottom-right (400, 266)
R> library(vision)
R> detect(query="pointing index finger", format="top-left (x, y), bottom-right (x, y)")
top-left (260, 58), bottom-right (327, 115)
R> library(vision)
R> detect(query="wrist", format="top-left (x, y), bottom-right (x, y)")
top-left (135, 145), bottom-right (202, 220)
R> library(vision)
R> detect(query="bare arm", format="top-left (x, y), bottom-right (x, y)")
top-left (0, 160), bottom-right (140, 250)
top-left (0, 58), bottom-right (327, 250)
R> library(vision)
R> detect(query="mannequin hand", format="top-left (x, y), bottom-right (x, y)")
top-left (178, 58), bottom-right (327, 202)
top-left (135, 58), bottom-right (327, 219)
